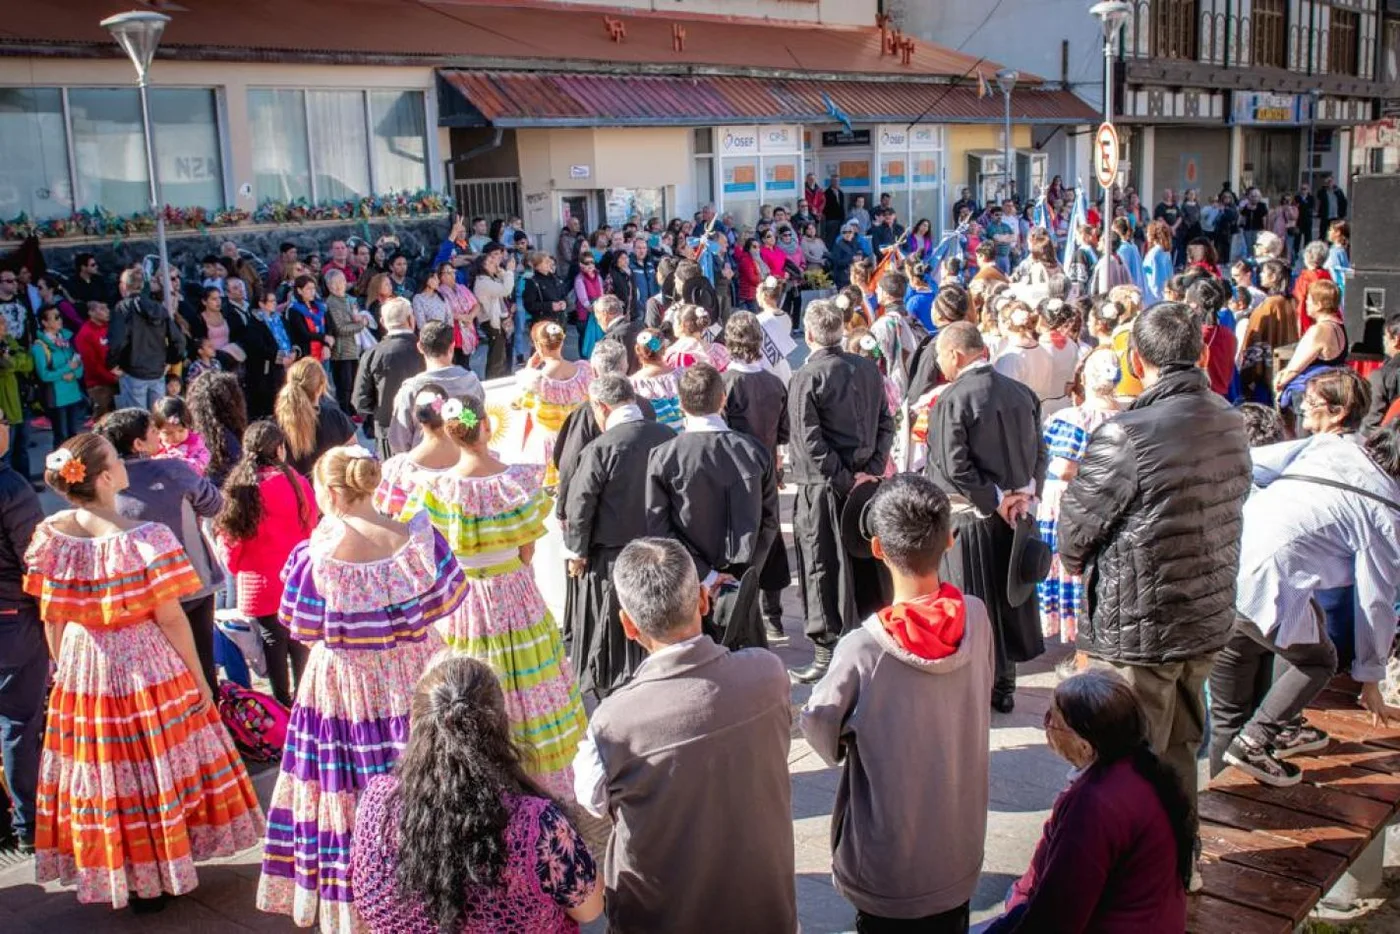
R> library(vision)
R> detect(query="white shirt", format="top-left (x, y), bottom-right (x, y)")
top-left (571, 632), bottom-right (711, 817)
top-left (683, 413), bottom-right (730, 434)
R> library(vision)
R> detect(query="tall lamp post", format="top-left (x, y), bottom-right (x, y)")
top-left (996, 69), bottom-right (1019, 204)
top-left (101, 11), bottom-right (174, 317)
top-left (1307, 87), bottom-right (1322, 190)
top-left (1090, 1), bottom-right (1132, 252)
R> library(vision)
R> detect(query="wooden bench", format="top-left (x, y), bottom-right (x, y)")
top-left (1188, 681), bottom-right (1400, 933)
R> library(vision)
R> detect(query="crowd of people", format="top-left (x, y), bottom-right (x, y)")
top-left (0, 163), bottom-right (1396, 934)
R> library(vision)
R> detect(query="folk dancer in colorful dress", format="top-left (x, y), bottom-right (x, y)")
top-left (24, 434), bottom-right (264, 912)
top-left (257, 447), bottom-right (467, 931)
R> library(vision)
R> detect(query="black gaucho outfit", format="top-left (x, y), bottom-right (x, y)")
top-left (722, 364), bottom-right (792, 621)
top-left (561, 414), bottom-right (676, 698)
top-left (925, 363), bottom-right (1048, 698)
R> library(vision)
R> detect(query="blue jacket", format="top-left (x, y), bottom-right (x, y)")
top-left (32, 330), bottom-right (84, 408)
top-left (114, 456), bottom-right (225, 600)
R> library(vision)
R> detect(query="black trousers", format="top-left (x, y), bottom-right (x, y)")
top-left (484, 325), bottom-right (511, 380)
top-left (856, 902), bottom-right (969, 934)
top-left (1207, 609), bottom-right (1337, 777)
top-left (258, 613), bottom-right (310, 708)
top-left (183, 595), bottom-right (217, 692)
top-left (0, 608), bottom-right (46, 843)
top-left (332, 359), bottom-right (359, 417)
top-left (794, 483), bottom-right (854, 647)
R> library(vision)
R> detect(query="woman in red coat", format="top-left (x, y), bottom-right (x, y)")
top-left (735, 237), bottom-right (768, 311)
top-left (1292, 240), bottom-right (1334, 333)
top-left (215, 420), bottom-right (317, 706)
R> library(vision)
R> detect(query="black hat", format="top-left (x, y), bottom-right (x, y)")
top-left (1007, 513), bottom-right (1053, 608)
top-left (839, 478), bottom-right (885, 559)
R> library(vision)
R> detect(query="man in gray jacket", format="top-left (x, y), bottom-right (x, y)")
top-left (572, 537), bottom-right (796, 934)
top-left (802, 474), bottom-right (993, 932)
top-left (386, 320), bottom-right (484, 454)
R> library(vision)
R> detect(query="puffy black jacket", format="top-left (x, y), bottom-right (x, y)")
top-left (1057, 368), bottom-right (1250, 665)
top-left (107, 295), bottom-right (185, 380)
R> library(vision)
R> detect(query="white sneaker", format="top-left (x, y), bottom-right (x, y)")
top-left (1188, 866), bottom-right (1204, 893)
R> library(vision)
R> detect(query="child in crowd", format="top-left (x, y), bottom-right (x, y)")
top-left (152, 396), bottom-right (211, 475)
top-left (186, 337), bottom-right (223, 385)
top-left (801, 475), bottom-right (993, 931)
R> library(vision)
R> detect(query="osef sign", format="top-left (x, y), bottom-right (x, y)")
top-left (1095, 122), bottom-right (1120, 189)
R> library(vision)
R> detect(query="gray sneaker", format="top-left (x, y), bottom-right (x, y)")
top-left (1273, 724), bottom-right (1330, 759)
top-left (1224, 735), bottom-right (1302, 787)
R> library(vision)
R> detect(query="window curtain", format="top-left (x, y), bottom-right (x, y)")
top-left (0, 88), bottom-right (71, 220)
top-left (307, 90), bottom-right (369, 201)
top-left (370, 90), bottom-right (428, 192)
top-left (249, 89), bottom-right (311, 204)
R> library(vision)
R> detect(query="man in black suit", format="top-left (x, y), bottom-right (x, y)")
top-left (596, 294), bottom-right (643, 374)
top-left (925, 321), bottom-right (1047, 712)
top-left (822, 172), bottom-right (847, 246)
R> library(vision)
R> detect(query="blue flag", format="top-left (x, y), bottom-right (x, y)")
top-left (1032, 186), bottom-right (1049, 231)
top-left (822, 93), bottom-right (854, 135)
top-left (1060, 181), bottom-right (1089, 269)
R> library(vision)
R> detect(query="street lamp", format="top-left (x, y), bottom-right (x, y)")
top-left (1090, 0), bottom-right (1132, 253)
top-left (1308, 87), bottom-right (1322, 191)
top-left (101, 10), bottom-right (174, 318)
top-left (996, 69), bottom-right (1018, 204)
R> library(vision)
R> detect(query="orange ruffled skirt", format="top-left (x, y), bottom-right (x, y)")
top-left (34, 620), bottom-right (265, 908)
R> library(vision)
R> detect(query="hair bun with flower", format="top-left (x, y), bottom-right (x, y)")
top-left (636, 331), bottom-right (664, 353)
top-left (544, 323), bottom-right (564, 338)
top-left (858, 333), bottom-right (882, 358)
top-left (46, 448), bottom-right (86, 483)
top-left (441, 399), bottom-right (464, 421)
top-left (1010, 307), bottom-right (1031, 328)
top-left (413, 389), bottom-right (445, 413)
top-left (763, 275), bottom-right (780, 289)
top-left (343, 446), bottom-right (373, 460)
top-left (835, 294), bottom-right (851, 311)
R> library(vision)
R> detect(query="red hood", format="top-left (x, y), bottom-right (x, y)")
top-left (877, 583), bottom-right (967, 661)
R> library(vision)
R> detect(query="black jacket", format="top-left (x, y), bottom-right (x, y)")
top-left (1364, 354), bottom-right (1400, 434)
top-left (786, 346), bottom-right (893, 495)
top-left (352, 331), bottom-right (422, 429)
top-left (1057, 368), bottom-right (1251, 665)
top-left (107, 295), bottom-right (185, 380)
top-left (603, 316), bottom-right (644, 374)
top-left (0, 467), bottom-right (42, 612)
top-left (522, 272), bottom-right (569, 327)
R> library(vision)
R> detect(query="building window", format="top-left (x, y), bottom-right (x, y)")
top-left (1252, 0), bottom-right (1287, 68)
top-left (0, 88), bottom-right (72, 221)
top-left (693, 128), bottom-right (715, 211)
top-left (249, 88), bottom-right (428, 205)
top-left (62, 87), bottom-right (224, 217)
top-left (1329, 8), bottom-right (1359, 76)
top-left (1151, 0), bottom-right (1199, 60)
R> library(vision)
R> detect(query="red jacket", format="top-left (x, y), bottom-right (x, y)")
top-left (74, 320), bottom-right (118, 388)
top-left (736, 252), bottom-right (765, 302)
top-left (1292, 267), bottom-right (1333, 333)
top-left (222, 468), bottom-right (317, 617)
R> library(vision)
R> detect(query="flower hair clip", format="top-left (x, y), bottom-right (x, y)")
top-left (413, 390), bottom-right (445, 412)
top-left (441, 399), bottom-right (464, 420)
top-left (458, 407), bottom-right (480, 430)
top-left (343, 446), bottom-right (373, 460)
top-left (763, 275), bottom-right (780, 289)
top-left (544, 323), bottom-right (564, 339)
top-left (858, 334), bottom-right (882, 358)
top-left (1010, 307), bottom-right (1031, 328)
top-left (46, 449), bottom-right (86, 483)
top-left (636, 332), bottom-right (664, 353)
top-left (440, 399), bottom-right (479, 430)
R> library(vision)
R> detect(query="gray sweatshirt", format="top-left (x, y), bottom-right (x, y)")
top-left (800, 598), bottom-right (993, 918)
top-left (386, 364), bottom-right (485, 454)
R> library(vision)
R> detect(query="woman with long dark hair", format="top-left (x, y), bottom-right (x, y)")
top-left (472, 244), bottom-right (516, 380)
top-left (187, 370), bottom-right (248, 488)
top-left (214, 421), bottom-right (316, 707)
top-left (986, 670), bottom-right (1190, 932)
top-left (350, 655), bottom-right (603, 932)
top-left (257, 447), bottom-right (467, 930)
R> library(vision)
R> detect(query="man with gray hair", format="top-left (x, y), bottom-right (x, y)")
top-left (787, 299), bottom-right (895, 682)
top-left (562, 374), bottom-right (675, 698)
top-left (352, 295), bottom-right (421, 458)
top-left (107, 266), bottom-right (183, 411)
top-left (573, 537), bottom-right (796, 934)
top-left (554, 341), bottom-right (656, 520)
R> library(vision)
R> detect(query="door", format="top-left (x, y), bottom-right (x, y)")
top-left (558, 191), bottom-right (602, 235)
top-left (1242, 130), bottom-right (1300, 200)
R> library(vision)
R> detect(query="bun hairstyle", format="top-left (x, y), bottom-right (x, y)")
top-left (442, 395), bottom-right (489, 448)
top-left (1001, 300), bottom-right (1039, 335)
top-left (412, 383), bottom-right (449, 431)
top-left (530, 320), bottom-right (566, 354)
top-left (677, 304), bottom-right (711, 337)
top-left (1039, 297), bottom-right (1079, 332)
top-left (313, 445), bottom-right (382, 505)
top-left (635, 328), bottom-right (667, 363)
top-left (44, 433), bottom-right (111, 504)
top-left (1081, 346), bottom-right (1122, 396)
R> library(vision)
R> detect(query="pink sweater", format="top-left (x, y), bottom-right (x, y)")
top-left (222, 468), bottom-right (317, 617)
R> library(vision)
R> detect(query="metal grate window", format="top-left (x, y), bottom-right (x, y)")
top-left (1329, 8), bottom-right (1359, 75)
top-left (452, 176), bottom-right (521, 222)
top-left (1151, 0), bottom-right (1200, 60)
top-left (1252, 0), bottom-right (1288, 68)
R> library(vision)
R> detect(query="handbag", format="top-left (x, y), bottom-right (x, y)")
top-left (1277, 473), bottom-right (1400, 512)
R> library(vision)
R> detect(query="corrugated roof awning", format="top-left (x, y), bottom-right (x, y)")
top-left (439, 71), bottom-right (1099, 129)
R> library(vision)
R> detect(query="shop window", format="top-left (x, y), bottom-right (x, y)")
top-left (249, 88), bottom-right (429, 204)
top-left (1329, 9), bottom-right (1359, 76)
top-left (1252, 0), bottom-right (1287, 69)
top-left (0, 88), bottom-right (71, 220)
top-left (1151, 0), bottom-right (1199, 61)
top-left (68, 87), bottom-right (224, 216)
top-left (693, 128), bottom-right (716, 210)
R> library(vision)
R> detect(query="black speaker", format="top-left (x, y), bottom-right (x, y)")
top-left (1343, 268), bottom-right (1400, 354)
top-left (1348, 174), bottom-right (1400, 271)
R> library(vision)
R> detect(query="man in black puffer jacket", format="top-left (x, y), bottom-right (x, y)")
top-left (1058, 301), bottom-right (1250, 865)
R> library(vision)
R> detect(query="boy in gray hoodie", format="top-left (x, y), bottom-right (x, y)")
top-left (800, 474), bottom-right (993, 933)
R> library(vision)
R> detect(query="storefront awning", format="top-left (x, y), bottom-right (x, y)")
top-left (438, 70), bottom-right (1099, 129)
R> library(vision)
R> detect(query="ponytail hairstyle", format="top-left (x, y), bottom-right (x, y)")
top-left (393, 655), bottom-right (548, 931)
top-left (215, 420), bottom-right (310, 542)
top-left (275, 357), bottom-right (328, 460)
top-left (1054, 671), bottom-right (1194, 889)
top-left (187, 371), bottom-right (248, 482)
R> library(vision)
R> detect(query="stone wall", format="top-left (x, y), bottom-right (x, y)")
top-left (9, 215), bottom-right (452, 280)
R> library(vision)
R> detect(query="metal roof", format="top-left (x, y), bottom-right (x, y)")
top-left (440, 70), bottom-right (1100, 128)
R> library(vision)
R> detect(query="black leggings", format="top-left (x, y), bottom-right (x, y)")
top-left (183, 595), bottom-right (217, 692)
top-left (258, 613), bottom-right (309, 708)
top-left (332, 359), bottom-right (359, 417)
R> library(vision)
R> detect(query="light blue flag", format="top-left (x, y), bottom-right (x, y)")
top-left (1060, 181), bottom-right (1089, 269)
top-left (1032, 187), bottom-right (1049, 231)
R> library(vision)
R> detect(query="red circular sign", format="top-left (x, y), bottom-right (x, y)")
top-left (1095, 122), bottom-right (1120, 188)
